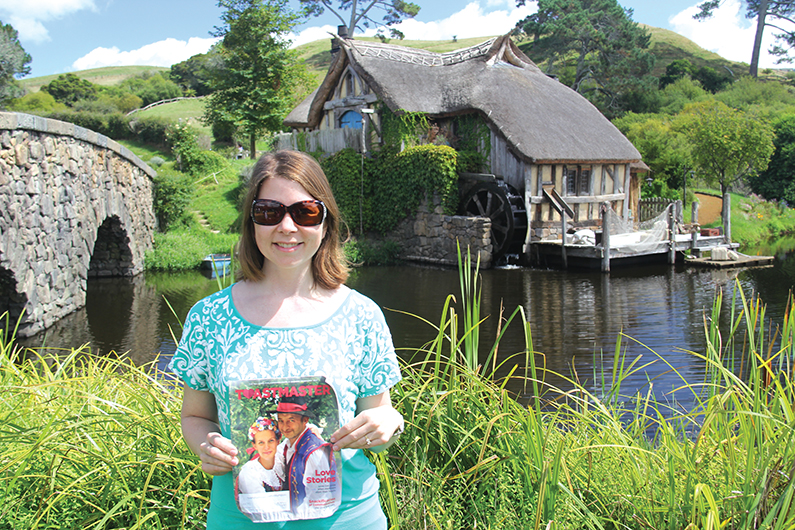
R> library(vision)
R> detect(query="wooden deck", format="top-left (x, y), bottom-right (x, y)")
top-left (527, 234), bottom-right (751, 271)
top-left (685, 253), bottom-right (774, 269)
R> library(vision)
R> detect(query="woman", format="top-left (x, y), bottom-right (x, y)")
top-left (237, 417), bottom-right (285, 494)
top-left (169, 150), bottom-right (404, 529)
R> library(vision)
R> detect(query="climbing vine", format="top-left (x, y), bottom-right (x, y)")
top-left (319, 144), bottom-right (458, 235)
top-left (452, 113), bottom-right (491, 173)
top-left (380, 107), bottom-right (430, 150)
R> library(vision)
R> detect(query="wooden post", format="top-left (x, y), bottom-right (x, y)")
top-left (601, 202), bottom-right (610, 273)
top-left (692, 200), bottom-right (699, 226)
top-left (722, 192), bottom-right (731, 243)
top-left (690, 227), bottom-right (700, 257)
top-left (561, 213), bottom-right (568, 269)
top-left (668, 204), bottom-right (676, 265)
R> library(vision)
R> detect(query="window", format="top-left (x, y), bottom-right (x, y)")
top-left (340, 110), bottom-right (362, 129)
top-left (565, 166), bottom-right (591, 196)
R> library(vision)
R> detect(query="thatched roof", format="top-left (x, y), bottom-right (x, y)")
top-left (284, 35), bottom-right (641, 165)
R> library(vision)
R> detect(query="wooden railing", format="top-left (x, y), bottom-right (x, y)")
top-left (639, 197), bottom-right (675, 223)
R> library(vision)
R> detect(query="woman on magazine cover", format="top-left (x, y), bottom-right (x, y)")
top-left (237, 417), bottom-right (285, 494)
top-left (169, 150), bottom-right (404, 529)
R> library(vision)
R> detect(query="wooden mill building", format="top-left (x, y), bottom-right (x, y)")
top-left (284, 33), bottom-right (644, 259)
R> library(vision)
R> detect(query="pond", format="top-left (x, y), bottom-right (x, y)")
top-left (18, 239), bottom-right (795, 409)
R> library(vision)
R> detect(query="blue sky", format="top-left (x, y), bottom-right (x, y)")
top-left (6, 0), bottom-right (792, 79)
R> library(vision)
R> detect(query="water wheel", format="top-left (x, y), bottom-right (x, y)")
top-left (459, 180), bottom-right (527, 261)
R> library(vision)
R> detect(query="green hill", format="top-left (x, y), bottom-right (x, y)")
top-left (18, 28), bottom-right (759, 96)
top-left (19, 65), bottom-right (169, 94)
top-left (15, 28), bottom-right (767, 128)
top-left (640, 24), bottom-right (748, 77)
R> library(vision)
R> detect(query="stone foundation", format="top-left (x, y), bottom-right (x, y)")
top-left (383, 197), bottom-right (493, 268)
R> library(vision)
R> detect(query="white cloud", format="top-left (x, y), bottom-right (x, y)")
top-left (0, 0), bottom-right (96, 43)
top-left (670, 0), bottom-right (795, 69)
top-left (72, 36), bottom-right (220, 70)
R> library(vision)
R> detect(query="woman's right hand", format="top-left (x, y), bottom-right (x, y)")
top-left (198, 432), bottom-right (239, 475)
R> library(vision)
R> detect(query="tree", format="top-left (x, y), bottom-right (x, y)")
top-left (614, 112), bottom-right (693, 193)
top-left (694, 0), bottom-right (795, 77)
top-left (42, 73), bottom-right (98, 106)
top-left (513, 0), bottom-right (655, 118)
top-left (678, 100), bottom-right (775, 220)
top-left (0, 22), bottom-right (31, 107)
top-left (205, 0), bottom-right (311, 157)
top-left (300, 0), bottom-right (420, 40)
top-left (170, 45), bottom-right (223, 96)
top-left (748, 114), bottom-right (795, 204)
top-left (659, 59), bottom-right (733, 93)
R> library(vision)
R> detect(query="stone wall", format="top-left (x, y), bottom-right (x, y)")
top-left (384, 196), bottom-right (493, 268)
top-left (0, 112), bottom-right (156, 337)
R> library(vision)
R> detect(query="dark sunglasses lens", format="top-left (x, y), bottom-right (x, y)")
top-left (252, 201), bottom-right (284, 225)
top-left (289, 201), bottom-right (324, 226)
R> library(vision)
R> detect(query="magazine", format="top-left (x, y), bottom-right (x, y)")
top-left (229, 376), bottom-right (342, 523)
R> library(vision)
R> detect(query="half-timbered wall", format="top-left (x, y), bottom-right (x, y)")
top-left (487, 129), bottom-right (630, 241)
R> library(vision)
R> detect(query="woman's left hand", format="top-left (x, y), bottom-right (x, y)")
top-left (329, 392), bottom-right (403, 451)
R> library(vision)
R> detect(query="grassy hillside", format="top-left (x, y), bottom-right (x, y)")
top-left (19, 65), bottom-right (169, 93)
top-left (14, 29), bottom-right (768, 130)
top-left (133, 97), bottom-right (210, 135)
top-left (18, 28), bottom-right (760, 97)
top-left (641, 24), bottom-right (748, 77)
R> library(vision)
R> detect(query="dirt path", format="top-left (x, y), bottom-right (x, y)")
top-left (695, 193), bottom-right (722, 225)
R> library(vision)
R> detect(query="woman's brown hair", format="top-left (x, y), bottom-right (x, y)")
top-left (236, 150), bottom-right (349, 289)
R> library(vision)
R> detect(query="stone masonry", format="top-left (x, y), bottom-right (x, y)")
top-left (385, 196), bottom-right (493, 269)
top-left (0, 112), bottom-right (156, 337)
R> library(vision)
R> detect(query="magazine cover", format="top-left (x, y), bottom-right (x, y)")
top-left (229, 376), bottom-right (342, 523)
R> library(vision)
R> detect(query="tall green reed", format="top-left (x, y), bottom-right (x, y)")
top-left (386, 263), bottom-right (795, 530)
top-left (0, 319), bottom-right (210, 529)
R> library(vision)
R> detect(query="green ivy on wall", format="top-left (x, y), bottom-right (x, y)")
top-left (380, 107), bottom-right (430, 150)
top-left (452, 113), bottom-right (491, 173)
top-left (319, 144), bottom-right (458, 236)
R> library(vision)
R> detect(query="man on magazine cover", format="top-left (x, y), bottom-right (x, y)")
top-left (274, 397), bottom-right (339, 517)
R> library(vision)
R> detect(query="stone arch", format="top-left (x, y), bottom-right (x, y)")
top-left (89, 216), bottom-right (135, 278)
top-left (0, 112), bottom-right (157, 337)
top-left (0, 265), bottom-right (26, 326)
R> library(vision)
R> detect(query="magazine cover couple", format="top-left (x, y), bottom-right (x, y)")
top-left (231, 376), bottom-right (342, 523)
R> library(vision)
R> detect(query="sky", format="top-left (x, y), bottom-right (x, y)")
top-left (7, 0), bottom-right (795, 80)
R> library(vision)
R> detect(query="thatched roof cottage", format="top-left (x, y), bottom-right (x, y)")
top-left (284, 33), bottom-right (644, 257)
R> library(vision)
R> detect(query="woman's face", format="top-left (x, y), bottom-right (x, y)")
top-left (254, 177), bottom-right (326, 276)
top-left (252, 428), bottom-right (280, 461)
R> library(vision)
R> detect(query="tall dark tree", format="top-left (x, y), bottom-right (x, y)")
top-left (694, 0), bottom-right (795, 77)
top-left (514, 0), bottom-right (655, 117)
top-left (0, 21), bottom-right (31, 107)
top-left (300, 0), bottom-right (420, 39)
top-left (205, 0), bottom-right (310, 157)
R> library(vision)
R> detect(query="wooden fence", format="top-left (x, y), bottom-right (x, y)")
top-left (639, 197), bottom-right (675, 223)
top-left (275, 129), bottom-right (362, 154)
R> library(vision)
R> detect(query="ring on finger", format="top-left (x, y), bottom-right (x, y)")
top-left (364, 436), bottom-right (371, 446)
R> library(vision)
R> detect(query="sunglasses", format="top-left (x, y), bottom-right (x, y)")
top-left (250, 199), bottom-right (327, 227)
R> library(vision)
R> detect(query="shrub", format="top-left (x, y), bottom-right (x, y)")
top-left (152, 167), bottom-right (193, 231)
top-left (129, 115), bottom-right (171, 146)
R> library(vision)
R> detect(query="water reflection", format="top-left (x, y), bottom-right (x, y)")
top-left (18, 248), bottom-right (795, 409)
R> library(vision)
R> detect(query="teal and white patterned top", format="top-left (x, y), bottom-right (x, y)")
top-left (169, 284), bottom-right (402, 529)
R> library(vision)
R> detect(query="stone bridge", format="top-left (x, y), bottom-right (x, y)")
top-left (0, 112), bottom-right (157, 338)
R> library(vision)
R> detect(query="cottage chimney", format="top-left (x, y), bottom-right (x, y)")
top-left (331, 25), bottom-right (350, 57)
